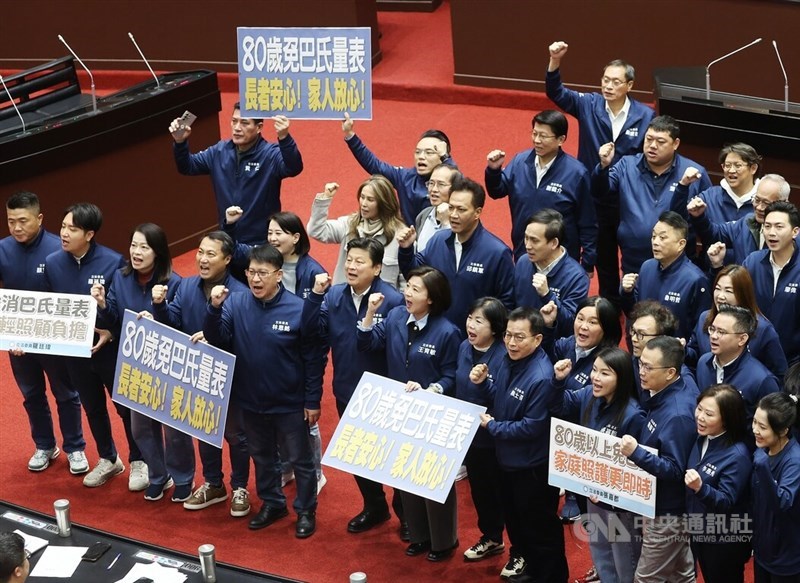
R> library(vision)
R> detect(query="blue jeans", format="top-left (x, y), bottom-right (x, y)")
top-left (197, 403), bottom-right (250, 489)
top-left (242, 409), bottom-right (317, 514)
top-left (131, 411), bottom-right (195, 486)
top-left (586, 501), bottom-right (642, 583)
top-left (10, 352), bottom-right (85, 453)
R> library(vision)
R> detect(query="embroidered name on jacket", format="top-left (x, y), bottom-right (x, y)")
top-left (272, 320), bottom-right (291, 332)
top-left (646, 418), bottom-right (658, 434)
top-left (417, 342), bottom-right (437, 356)
top-left (36, 262), bottom-right (45, 274)
top-left (784, 282), bottom-right (798, 294)
top-left (573, 372), bottom-right (589, 386)
top-left (625, 127), bottom-right (639, 137)
top-left (510, 386), bottom-right (525, 401)
top-left (550, 286), bottom-right (562, 299)
top-left (465, 262), bottom-right (485, 274)
top-left (701, 462), bottom-right (717, 477)
top-left (244, 161), bottom-right (261, 173)
top-left (87, 275), bottom-right (106, 286)
top-left (544, 182), bottom-right (563, 194)
top-left (663, 291), bottom-right (682, 304)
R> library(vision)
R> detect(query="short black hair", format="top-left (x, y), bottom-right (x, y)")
top-left (533, 110), bottom-right (568, 138)
top-left (630, 300), bottom-right (678, 336)
top-left (449, 175), bottom-right (485, 209)
top-left (468, 297), bottom-right (508, 340)
top-left (249, 243), bottom-right (283, 269)
top-left (62, 202), bottom-right (103, 234)
top-left (643, 335), bottom-right (684, 370)
top-left (346, 237), bottom-right (384, 266)
top-left (647, 115), bottom-right (680, 140)
top-left (202, 230), bottom-right (235, 258)
top-left (420, 129), bottom-right (451, 156)
top-left (764, 200), bottom-right (799, 229)
top-left (715, 304), bottom-right (756, 336)
top-left (527, 208), bottom-right (565, 244)
top-left (232, 101), bottom-right (263, 125)
top-left (507, 306), bottom-right (545, 336)
top-left (6, 191), bottom-right (40, 212)
top-left (269, 211), bottom-right (311, 257)
top-left (697, 384), bottom-right (747, 446)
top-left (656, 211), bottom-right (688, 240)
top-left (407, 266), bottom-right (451, 317)
top-left (0, 531), bottom-right (25, 580)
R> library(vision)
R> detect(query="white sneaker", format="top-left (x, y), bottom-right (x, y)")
top-left (67, 451), bottom-right (89, 475)
top-left (129, 460), bottom-right (149, 492)
top-left (83, 456), bottom-right (124, 487)
top-left (500, 555), bottom-right (526, 578)
top-left (28, 447), bottom-right (59, 472)
top-left (316, 473), bottom-right (327, 494)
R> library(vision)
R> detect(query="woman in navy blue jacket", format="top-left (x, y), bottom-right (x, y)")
top-left (92, 223), bottom-right (194, 502)
top-left (683, 384), bottom-right (752, 583)
top-left (358, 266), bottom-right (461, 561)
top-left (750, 392), bottom-right (800, 582)
top-left (456, 297), bottom-right (508, 563)
top-left (550, 347), bottom-right (645, 583)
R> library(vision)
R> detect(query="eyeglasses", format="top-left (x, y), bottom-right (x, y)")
top-left (707, 325), bottom-right (743, 337)
top-left (638, 362), bottom-right (672, 374)
top-left (531, 131), bottom-right (557, 141)
top-left (722, 162), bottom-right (749, 171)
top-left (245, 268), bottom-right (278, 279)
top-left (752, 195), bottom-right (772, 209)
top-left (425, 180), bottom-right (450, 190)
top-left (503, 332), bottom-right (533, 343)
top-left (630, 329), bottom-right (658, 341)
top-left (601, 76), bottom-right (627, 88)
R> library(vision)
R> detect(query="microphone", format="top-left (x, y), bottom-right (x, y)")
top-left (127, 32), bottom-right (161, 91)
top-left (0, 74), bottom-right (28, 134)
top-left (705, 38), bottom-right (762, 99)
top-left (772, 40), bottom-right (789, 113)
top-left (58, 34), bottom-right (97, 114)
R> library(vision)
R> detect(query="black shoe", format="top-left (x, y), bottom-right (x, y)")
top-left (427, 539), bottom-right (458, 562)
top-left (296, 512), bottom-right (316, 539)
top-left (399, 521), bottom-right (411, 542)
top-left (348, 509), bottom-right (391, 533)
top-left (248, 505), bottom-right (289, 530)
top-left (405, 541), bottom-right (431, 556)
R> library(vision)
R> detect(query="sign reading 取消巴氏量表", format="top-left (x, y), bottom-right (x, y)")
top-left (0, 289), bottom-right (96, 357)
top-left (236, 27), bottom-right (372, 120)
top-left (112, 310), bottom-right (235, 448)
top-left (548, 417), bottom-right (658, 518)
top-left (323, 372), bottom-right (485, 504)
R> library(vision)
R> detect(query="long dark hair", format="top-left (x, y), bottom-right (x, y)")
top-left (122, 223), bottom-right (172, 283)
top-left (581, 347), bottom-right (636, 432)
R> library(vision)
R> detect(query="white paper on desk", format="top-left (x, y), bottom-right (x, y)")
top-left (29, 546), bottom-right (88, 578)
top-left (13, 529), bottom-right (48, 554)
top-left (114, 561), bottom-right (188, 583)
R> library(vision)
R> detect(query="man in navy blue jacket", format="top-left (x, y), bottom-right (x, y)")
top-left (43, 203), bottom-right (141, 489)
top-left (473, 308), bottom-right (567, 582)
top-left (204, 244), bottom-right (324, 538)
top-left (397, 175), bottom-right (515, 336)
top-left (620, 211), bottom-right (710, 340)
top-left (593, 116), bottom-right (711, 275)
top-left (513, 209), bottom-right (589, 338)
top-left (621, 336), bottom-right (696, 583)
top-left (546, 41), bottom-right (654, 307)
top-left (304, 238), bottom-right (407, 535)
top-left (0, 192), bottom-right (85, 475)
top-left (484, 109), bottom-right (597, 271)
top-left (742, 201), bottom-right (800, 366)
top-left (152, 231), bottom-right (252, 517)
top-left (341, 112), bottom-right (453, 226)
top-left (170, 103), bottom-right (303, 246)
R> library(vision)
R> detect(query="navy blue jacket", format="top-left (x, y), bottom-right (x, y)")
top-left (203, 285), bottom-right (323, 414)
top-left (0, 229), bottom-right (60, 291)
top-left (484, 148), bottom-right (597, 270)
top-left (44, 243), bottom-right (126, 296)
top-left (593, 154), bottom-right (711, 274)
top-left (751, 438), bottom-right (800, 576)
top-left (153, 272), bottom-right (248, 334)
top-left (305, 279), bottom-right (404, 404)
top-left (549, 379), bottom-right (646, 439)
top-left (696, 350), bottom-right (780, 424)
top-left (629, 377), bottom-right (697, 515)
top-left (174, 135), bottom-right (303, 245)
top-left (698, 185), bottom-right (753, 225)
top-left (686, 310), bottom-right (787, 379)
top-left (398, 223), bottom-right (515, 334)
top-left (633, 359), bottom-right (698, 406)
top-left (345, 134), bottom-right (457, 226)
top-left (691, 211), bottom-right (760, 267)
top-left (685, 436), bottom-right (752, 543)
top-left (481, 348), bottom-right (555, 470)
top-left (621, 254), bottom-right (710, 340)
top-left (743, 246), bottom-right (800, 366)
top-left (545, 68), bottom-right (654, 171)
top-left (514, 252), bottom-right (589, 338)
top-left (455, 339), bottom-right (507, 448)
top-left (543, 335), bottom-right (599, 392)
top-left (97, 269), bottom-right (182, 336)
top-left (357, 305), bottom-right (461, 395)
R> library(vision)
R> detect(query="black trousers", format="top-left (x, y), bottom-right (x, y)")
top-left (463, 443), bottom-right (504, 542)
top-left (692, 539), bottom-right (751, 583)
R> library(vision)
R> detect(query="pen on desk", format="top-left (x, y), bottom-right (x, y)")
top-left (107, 552), bottom-right (121, 570)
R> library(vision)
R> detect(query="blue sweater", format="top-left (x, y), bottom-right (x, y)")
top-left (305, 279), bottom-right (404, 404)
top-left (174, 135), bottom-right (303, 245)
top-left (153, 272), bottom-right (248, 334)
top-left (345, 134), bottom-right (457, 226)
top-left (686, 311), bottom-right (787, 379)
top-left (685, 436), bottom-right (752, 543)
top-left (545, 68), bottom-right (654, 171)
top-left (203, 285), bottom-right (323, 413)
top-left (398, 223), bottom-right (515, 334)
top-left (696, 350), bottom-right (780, 425)
top-left (0, 229), bottom-right (61, 291)
top-left (514, 252), bottom-right (589, 338)
top-left (481, 348), bottom-right (555, 470)
top-left (742, 246), bottom-right (800, 366)
top-left (455, 339), bottom-right (507, 449)
top-left (484, 148), bottom-right (597, 270)
top-left (621, 254), bottom-right (710, 341)
top-left (593, 154), bottom-right (711, 274)
top-left (357, 305), bottom-right (461, 395)
top-left (691, 210), bottom-right (761, 267)
top-left (98, 269), bottom-right (182, 336)
top-left (751, 439), bottom-right (800, 576)
top-left (628, 377), bottom-right (697, 515)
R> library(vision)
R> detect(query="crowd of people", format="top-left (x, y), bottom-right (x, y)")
top-left (2, 39), bottom-right (800, 583)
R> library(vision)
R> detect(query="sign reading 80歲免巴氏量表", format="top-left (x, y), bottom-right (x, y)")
top-left (237, 27), bottom-right (372, 120)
